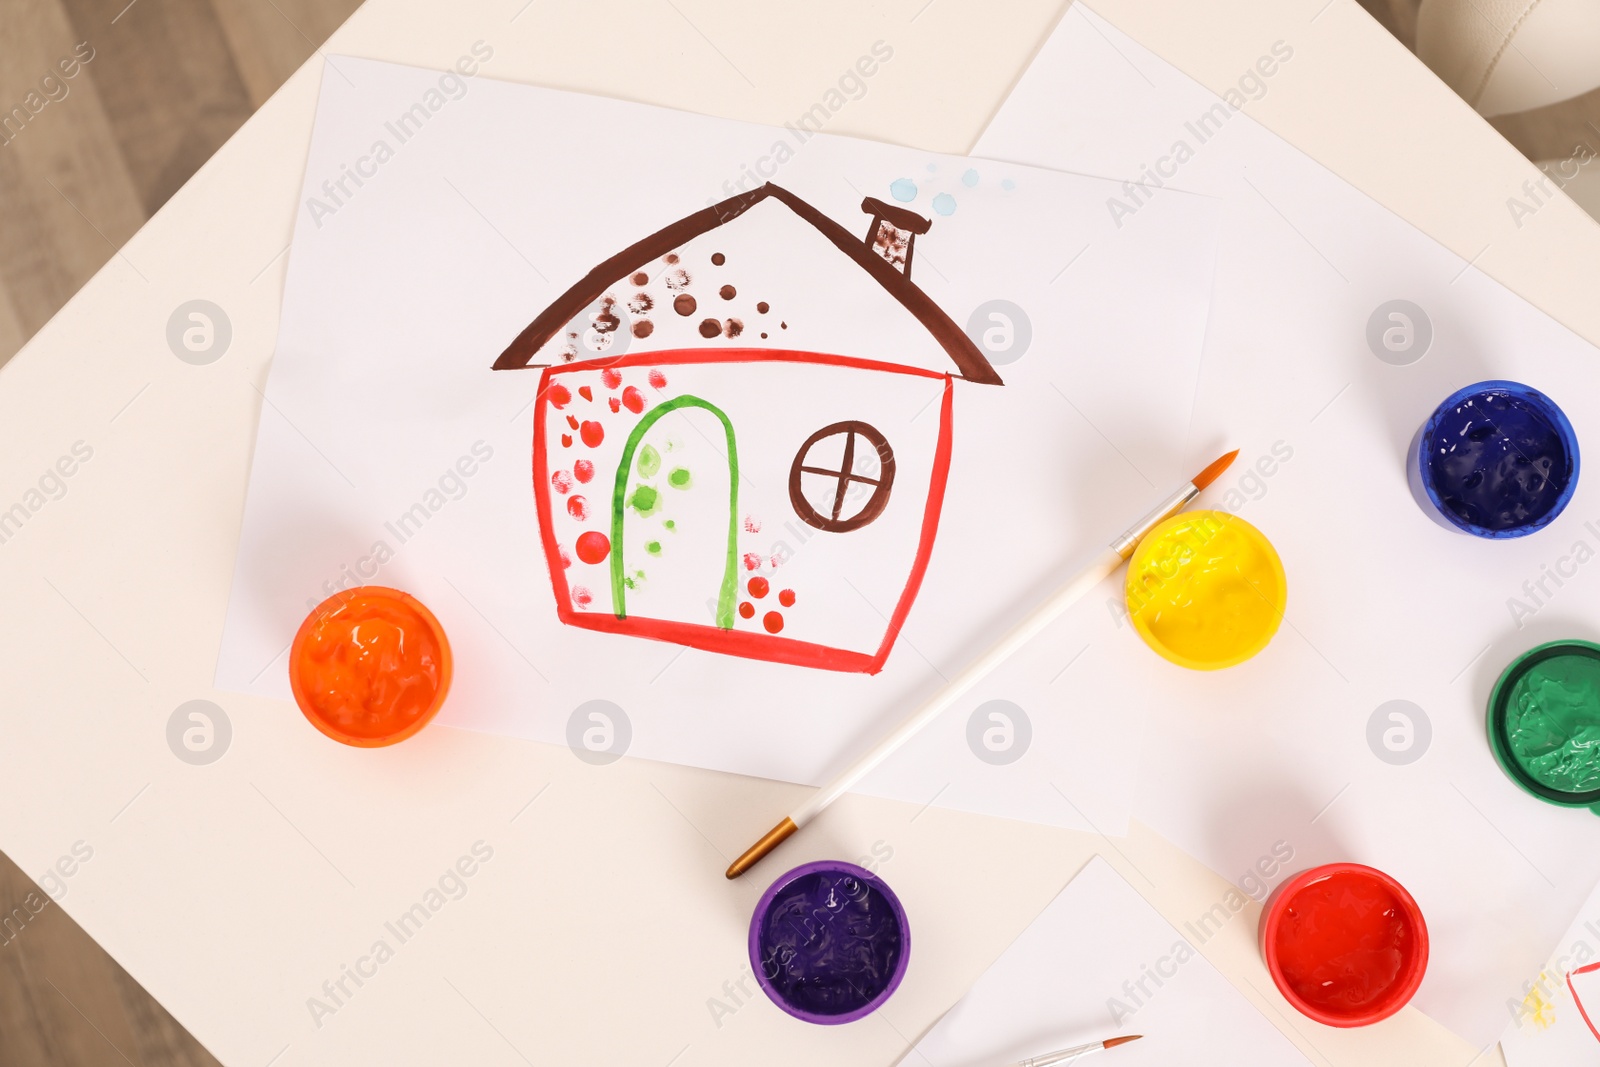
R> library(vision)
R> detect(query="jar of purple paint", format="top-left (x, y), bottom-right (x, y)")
top-left (748, 860), bottom-right (910, 1024)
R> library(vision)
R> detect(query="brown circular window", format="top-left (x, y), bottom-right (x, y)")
top-left (788, 421), bottom-right (896, 532)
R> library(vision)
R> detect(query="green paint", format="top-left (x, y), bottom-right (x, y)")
top-left (1506, 653), bottom-right (1600, 793)
top-left (646, 541), bottom-right (662, 556)
top-left (638, 444), bottom-right (661, 478)
top-left (664, 520), bottom-right (676, 531)
top-left (668, 467), bottom-right (692, 489)
top-left (610, 395), bottom-right (740, 628)
top-left (628, 484), bottom-right (661, 516)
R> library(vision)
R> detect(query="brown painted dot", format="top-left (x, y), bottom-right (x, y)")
top-left (778, 589), bottom-right (795, 607)
top-left (763, 611), bottom-right (784, 634)
top-left (673, 293), bottom-right (697, 316)
top-left (711, 252), bottom-right (726, 266)
top-left (756, 301), bottom-right (770, 314)
top-left (725, 318), bottom-right (744, 338)
top-left (631, 271), bottom-right (649, 286)
top-left (738, 601), bottom-right (755, 619)
top-left (664, 253), bottom-right (679, 264)
top-left (632, 320), bottom-right (654, 338)
top-left (719, 284), bottom-right (736, 300)
top-left (780, 321), bottom-right (787, 329)
top-left (698, 318), bottom-right (721, 338)
top-left (760, 332), bottom-right (768, 339)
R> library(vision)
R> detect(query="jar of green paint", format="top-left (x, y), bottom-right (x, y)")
top-left (1488, 640), bottom-right (1600, 814)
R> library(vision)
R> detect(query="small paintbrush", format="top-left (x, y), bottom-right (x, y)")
top-left (725, 450), bottom-right (1239, 878)
top-left (1016, 1034), bottom-right (1142, 1066)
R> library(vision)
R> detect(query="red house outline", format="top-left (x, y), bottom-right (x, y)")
top-left (1569, 959), bottom-right (1600, 1043)
top-left (495, 183), bottom-right (1003, 674)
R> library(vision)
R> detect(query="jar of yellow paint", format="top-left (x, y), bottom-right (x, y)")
top-left (1125, 510), bottom-right (1286, 670)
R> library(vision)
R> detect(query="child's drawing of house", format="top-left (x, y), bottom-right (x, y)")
top-left (492, 182), bottom-right (1002, 674)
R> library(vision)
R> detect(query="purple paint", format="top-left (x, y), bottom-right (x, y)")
top-left (748, 860), bottom-right (910, 1024)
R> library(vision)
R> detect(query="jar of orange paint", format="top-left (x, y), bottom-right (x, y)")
top-left (289, 586), bottom-right (452, 747)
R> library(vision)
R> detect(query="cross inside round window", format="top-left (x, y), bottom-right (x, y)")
top-left (788, 421), bottom-right (897, 532)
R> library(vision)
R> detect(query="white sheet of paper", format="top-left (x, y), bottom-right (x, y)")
top-left (973, 4), bottom-right (1600, 1043)
top-left (215, 56), bottom-right (1224, 838)
top-left (1502, 876), bottom-right (1600, 1065)
top-left (905, 855), bottom-right (1311, 1067)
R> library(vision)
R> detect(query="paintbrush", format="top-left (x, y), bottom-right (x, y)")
top-left (1015, 1034), bottom-right (1142, 1065)
top-left (725, 450), bottom-right (1239, 879)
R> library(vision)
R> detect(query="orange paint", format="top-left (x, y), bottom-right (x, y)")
top-left (290, 587), bottom-right (451, 747)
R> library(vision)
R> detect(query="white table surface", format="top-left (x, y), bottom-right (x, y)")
top-left (6, 0), bottom-right (1593, 1063)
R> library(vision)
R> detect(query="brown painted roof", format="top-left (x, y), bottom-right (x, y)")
top-left (492, 182), bottom-right (1003, 386)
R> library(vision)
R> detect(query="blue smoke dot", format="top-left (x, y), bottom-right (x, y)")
top-left (889, 178), bottom-right (918, 202)
top-left (932, 193), bottom-right (957, 216)
top-left (1000, 178), bottom-right (1016, 191)
top-left (961, 169), bottom-right (980, 187)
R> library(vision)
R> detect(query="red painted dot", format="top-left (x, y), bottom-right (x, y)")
top-left (580, 421), bottom-right (604, 447)
top-left (738, 602), bottom-right (755, 619)
top-left (548, 383), bottom-right (572, 408)
top-left (567, 495), bottom-right (589, 520)
top-left (742, 552), bottom-right (762, 571)
top-left (551, 470), bottom-right (573, 494)
top-left (648, 369), bottom-right (668, 389)
top-left (601, 368), bottom-right (623, 389)
top-left (559, 547), bottom-right (572, 569)
top-left (779, 589), bottom-right (795, 607)
top-left (622, 385), bottom-right (645, 414)
top-left (573, 459), bottom-right (595, 483)
top-left (566, 414), bottom-right (580, 430)
top-left (763, 611), bottom-right (784, 634)
top-left (572, 585), bottom-right (594, 607)
top-left (575, 531), bottom-right (610, 564)
top-left (578, 385), bottom-right (594, 402)
top-left (608, 397), bottom-right (621, 413)
top-left (748, 576), bottom-right (769, 598)
top-left (561, 434), bottom-right (573, 447)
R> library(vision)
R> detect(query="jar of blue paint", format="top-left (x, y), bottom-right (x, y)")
top-left (1409, 380), bottom-right (1579, 538)
top-left (748, 860), bottom-right (910, 1024)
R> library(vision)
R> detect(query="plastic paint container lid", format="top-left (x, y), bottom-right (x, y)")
top-left (1260, 863), bottom-right (1429, 1027)
top-left (289, 586), bottom-right (452, 747)
top-left (1412, 380), bottom-right (1579, 539)
top-left (1125, 509), bottom-right (1286, 671)
top-left (1488, 640), bottom-right (1600, 814)
top-left (748, 860), bottom-right (910, 1025)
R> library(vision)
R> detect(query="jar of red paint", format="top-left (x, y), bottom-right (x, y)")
top-left (1259, 863), bottom-right (1428, 1026)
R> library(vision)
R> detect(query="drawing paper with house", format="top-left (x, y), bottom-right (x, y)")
top-left (215, 56), bottom-right (1222, 836)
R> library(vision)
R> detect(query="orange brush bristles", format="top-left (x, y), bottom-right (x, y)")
top-left (1103, 1035), bottom-right (1143, 1049)
top-left (1190, 449), bottom-right (1239, 491)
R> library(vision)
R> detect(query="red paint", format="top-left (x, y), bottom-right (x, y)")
top-left (578, 385), bottom-right (594, 402)
top-left (289, 587), bottom-right (451, 748)
top-left (559, 547), bottom-right (571, 569)
top-left (763, 611), bottom-right (784, 634)
top-left (573, 459), bottom-right (595, 483)
top-left (742, 552), bottom-right (762, 571)
top-left (575, 531), bottom-right (610, 565)
top-left (779, 589), bottom-right (795, 607)
top-left (601, 367), bottom-right (623, 389)
top-left (608, 397), bottom-right (621, 413)
top-left (567, 495), bottom-right (589, 520)
top-left (622, 386), bottom-right (645, 414)
top-left (743, 516), bottom-right (762, 533)
top-left (566, 414), bottom-right (580, 430)
top-left (551, 470), bottom-right (573, 494)
top-left (560, 434), bottom-right (572, 448)
top-left (1262, 864), bottom-right (1428, 1027)
top-left (580, 421), bottom-right (604, 447)
top-left (738, 602), bottom-right (755, 619)
top-left (1568, 961), bottom-right (1600, 1042)
top-left (548, 383), bottom-right (572, 408)
top-left (748, 576), bottom-right (769, 598)
top-left (530, 356), bottom-right (957, 675)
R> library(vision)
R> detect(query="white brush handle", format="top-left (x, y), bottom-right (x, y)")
top-left (790, 545), bottom-right (1123, 828)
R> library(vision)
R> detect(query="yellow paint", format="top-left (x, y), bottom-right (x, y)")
top-left (1125, 510), bottom-right (1286, 671)
top-left (1522, 973), bottom-right (1558, 1029)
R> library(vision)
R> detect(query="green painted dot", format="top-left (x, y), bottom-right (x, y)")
top-left (668, 467), bottom-right (692, 489)
top-left (638, 445), bottom-right (661, 478)
top-left (628, 484), bottom-right (660, 515)
top-left (663, 520), bottom-right (676, 531)
top-left (646, 541), bottom-right (662, 555)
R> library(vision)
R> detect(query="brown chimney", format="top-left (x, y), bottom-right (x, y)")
top-left (861, 197), bottom-right (933, 279)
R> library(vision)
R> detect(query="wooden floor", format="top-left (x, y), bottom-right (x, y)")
top-left (2, 4), bottom-right (363, 1062)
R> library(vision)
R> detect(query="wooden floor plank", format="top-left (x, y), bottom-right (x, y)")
top-left (209, 0), bottom-right (363, 108)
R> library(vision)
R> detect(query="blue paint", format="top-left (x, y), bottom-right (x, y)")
top-left (753, 868), bottom-right (906, 1020)
top-left (1417, 380), bottom-right (1579, 538)
top-left (931, 192), bottom-right (957, 216)
top-left (961, 168), bottom-right (980, 187)
top-left (1001, 178), bottom-right (1016, 191)
top-left (889, 178), bottom-right (917, 203)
